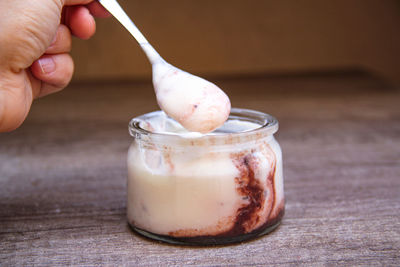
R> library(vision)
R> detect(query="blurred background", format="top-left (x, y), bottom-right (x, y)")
top-left (71, 0), bottom-right (400, 84)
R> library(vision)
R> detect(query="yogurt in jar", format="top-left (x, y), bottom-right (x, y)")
top-left (127, 108), bottom-right (284, 245)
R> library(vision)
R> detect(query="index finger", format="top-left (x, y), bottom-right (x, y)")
top-left (87, 1), bottom-right (111, 18)
top-left (63, 0), bottom-right (110, 18)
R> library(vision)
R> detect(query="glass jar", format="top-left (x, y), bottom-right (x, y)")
top-left (127, 108), bottom-right (284, 245)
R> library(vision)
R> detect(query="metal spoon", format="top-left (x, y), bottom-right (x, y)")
top-left (98, 0), bottom-right (231, 133)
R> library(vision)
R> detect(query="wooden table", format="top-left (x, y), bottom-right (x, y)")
top-left (1, 71), bottom-right (399, 266)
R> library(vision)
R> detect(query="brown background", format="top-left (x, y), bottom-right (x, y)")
top-left (71, 0), bottom-right (400, 84)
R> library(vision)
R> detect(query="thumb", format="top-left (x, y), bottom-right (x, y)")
top-left (0, 71), bottom-right (33, 132)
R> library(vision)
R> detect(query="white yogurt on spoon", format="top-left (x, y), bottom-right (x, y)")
top-left (152, 62), bottom-right (231, 133)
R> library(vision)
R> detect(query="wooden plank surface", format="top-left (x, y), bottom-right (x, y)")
top-left (1, 71), bottom-right (399, 266)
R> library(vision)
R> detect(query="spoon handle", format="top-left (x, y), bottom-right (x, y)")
top-left (98, 0), bottom-right (163, 64)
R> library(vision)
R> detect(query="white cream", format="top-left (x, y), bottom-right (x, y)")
top-left (127, 145), bottom-right (242, 235)
top-left (139, 111), bottom-right (260, 137)
top-left (152, 62), bottom-right (231, 133)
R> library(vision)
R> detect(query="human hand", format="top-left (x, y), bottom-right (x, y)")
top-left (0, 0), bottom-right (110, 132)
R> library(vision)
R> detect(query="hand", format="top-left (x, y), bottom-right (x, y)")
top-left (0, 0), bottom-right (110, 132)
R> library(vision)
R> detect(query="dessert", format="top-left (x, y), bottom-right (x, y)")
top-left (127, 108), bottom-right (284, 245)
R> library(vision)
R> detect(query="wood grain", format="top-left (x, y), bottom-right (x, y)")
top-left (1, 71), bottom-right (399, 266)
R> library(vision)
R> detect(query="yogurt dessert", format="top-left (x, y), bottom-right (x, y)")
top-left (127, 108), bottom-right (284, 245)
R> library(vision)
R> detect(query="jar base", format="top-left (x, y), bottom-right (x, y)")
top-left (129, 214), bottom-right (283, 246)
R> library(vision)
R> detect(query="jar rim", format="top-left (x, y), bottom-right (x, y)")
top-left (129, 108), bottom-right (278, 145)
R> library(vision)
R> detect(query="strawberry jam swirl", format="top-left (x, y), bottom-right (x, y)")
top-left (165, 143), bottom-right (284, 242)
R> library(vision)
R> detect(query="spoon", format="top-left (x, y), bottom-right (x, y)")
top-left (98, 0), bottom-right (231, 133)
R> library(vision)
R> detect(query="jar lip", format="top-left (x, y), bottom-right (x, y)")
top-left (129, 108), bottom-right (278, 142)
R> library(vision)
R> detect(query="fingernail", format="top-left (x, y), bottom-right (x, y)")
top-left (38, 57), bottom-right (56, 74)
